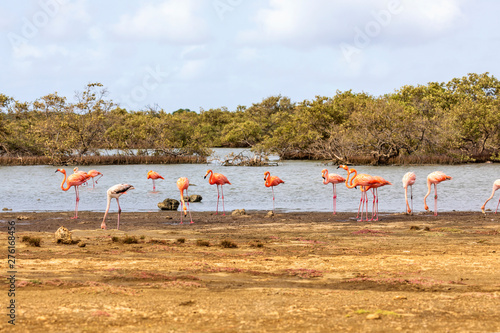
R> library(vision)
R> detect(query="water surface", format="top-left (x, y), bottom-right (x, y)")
top-left (1, 149), bottom-right (498, 214)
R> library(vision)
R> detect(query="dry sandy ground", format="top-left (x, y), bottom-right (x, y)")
top-left (1, 210), bottom-right (499, 332)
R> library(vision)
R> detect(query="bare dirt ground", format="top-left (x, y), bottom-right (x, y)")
top-left (1, 210), bottom-right (499, 332)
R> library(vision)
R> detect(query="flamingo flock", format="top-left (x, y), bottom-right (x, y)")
top-left (54, 165), bottom-right (500, 229)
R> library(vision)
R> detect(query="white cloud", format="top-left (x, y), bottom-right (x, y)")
top-left (112, 0), bottom-right (210, 44)
top-left (238, 0), bottom-right (465, 48)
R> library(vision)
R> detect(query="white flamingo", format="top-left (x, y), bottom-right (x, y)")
top-left (101, 184), bottom-right (135, 230)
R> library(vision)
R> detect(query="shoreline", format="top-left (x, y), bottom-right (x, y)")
top-left (2, 210), bottom-right (498, 233)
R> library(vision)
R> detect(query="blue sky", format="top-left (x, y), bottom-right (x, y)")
top-left (1, 0), bottom-right (498, 112)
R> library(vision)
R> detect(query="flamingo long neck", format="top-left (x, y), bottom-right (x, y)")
top-left (345, 168), bottom-right (358, 189)
top-left (179, 189), bottom-right (187, 214)
top-left (59, 170), bottom-right (71, 191)
top-left (322, 170), bottom-right (329, 185)
top-left (264, 173), bottom-right (272, 186)
top-left (208, 170), bottom-right (215, 184)
top-left (423, 178), bottom-right (432, 208)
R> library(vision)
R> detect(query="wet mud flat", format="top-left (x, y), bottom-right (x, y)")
top-left (0, 211), bottom-right (499, 332)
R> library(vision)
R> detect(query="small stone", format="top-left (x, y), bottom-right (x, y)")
top-left (158, 198), bottom-right (180, 211)
top-left (77, 242), bottom-right (86, 248)
top-left (266, 211), bottom-right (274, 218)
top-left (232, 209), bottom-right (247, 216)
top-left (55, 226), bottom-right (73, 244)
top-left (366, 313), bottom-right (381, 320)
top-left (409, 226), bottom-right (420, 230)
top-left (189, 194), bottom-right (202, 202)
top-left (2, 207), bottom-right (11, 211)
top-left (393, 295), bottom-right (407, 300)
top-left (17, 215), bottom-right (29, 220)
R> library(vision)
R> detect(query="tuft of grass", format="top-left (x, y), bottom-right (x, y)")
top-left (196, 239), bottom-right (210, 247)
top-left (111, 235), bottom-right (139, 244)
top-left (122, 235), bottom-right (139, 244)
top-left (249, 240), bottom-right (264, 248)
top-left (220, 239), bottom-right (238, 248)
top-left (148, 239), bottom-right (168, 245)
top-left (375, 310), bottom-right (401, 317)
top-left (22, 236), bottom-right (41, 247)
top-left (140, 235), bottom-right (145, 240)
top-left (176, 238), bottom-right (186, 244)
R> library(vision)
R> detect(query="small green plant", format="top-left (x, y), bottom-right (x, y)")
top-left (29, 279), bottom-right (42, 285)
top-left (22, 236), bottom-right (41, 247)
top-left (220, 239), bottom-right (238, 248)
top-left (176, 238), bottom-right (186, 244)
top-left (111, 236), bottom-right (120, 243)
top-left (196, 239), bottom-right (210, 247)
top-left (140, 235), bottom-right (145, 240)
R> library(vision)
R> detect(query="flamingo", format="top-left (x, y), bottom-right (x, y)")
top-left (204, 170), bottom-right (231, 215)
top-left (264, 171), bottom-right (285, 213)
top-left (73, 167), bottom-right (91, 184)
top-left (56, 168), bottom-right (87, 219)
top-left (481, 179), bottom-right (500, 214)
top-left (338, 165), bottom-right (377, 221)
top-left (402, 172), bottom-right (416, 214)
top-left (177, 177), bottom-right (193, 224)
top-left (366, 176), bottom-right (392, 221)
top-left (87, 169), bottom-right (103, 188)
top-left (147, 170), bottom-right (164, 191)
top-left (424, 171), bottom-right (452, 216)
top-left (101, 184), bottom-right (135, 230)
top-left (321, 169), bottom-right (346, 214)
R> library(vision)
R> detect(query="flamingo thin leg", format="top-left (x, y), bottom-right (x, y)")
top-left (410, 185), bottom-right (414, 214)
top-left (186, 188), bottom-right (193, 223)
top-left (215, 185), bottom-right (220, 215)
top-left (496, 198), bottom-right (500, 214)
top-left (116, 198), bottom-right (122, 230)
top-left (434, 184), bottom-right (438, 216)
top-left (357, 193), bottom-right (363, 219)
top-left (221, 186), bottom-right (226, 216)
top-left (333, 184), bottom-right (337, 215)
top-left (72, 186), bottom-right (80, 219)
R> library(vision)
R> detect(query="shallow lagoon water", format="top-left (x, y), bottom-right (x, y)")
top-left (1, 149), bottom-right (498, 214)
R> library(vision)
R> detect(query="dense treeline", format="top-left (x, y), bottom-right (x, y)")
top-left (1, 73), bottom-right (499, 165)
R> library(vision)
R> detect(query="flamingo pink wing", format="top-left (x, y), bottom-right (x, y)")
top-left (328, 174), bottom-right (346, 184)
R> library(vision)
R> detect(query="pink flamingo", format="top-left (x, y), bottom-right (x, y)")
top-left (338, 165), bottom-right (377, 222)
top-left (481, 179), bottom-right (500, 214)
top-left (177, 177), bottom-right (193, 224)
top-left (147, 170), bottom-right (164, 191)
top-left (321, 169), bottom-right (345, 214)
top-left (56, 168), bottom-right (87, 219)
top-left (424, 171), bottom-right (452, 216)
top-left (264, 171), bottom-right (285, 213)
top-left (402, 172), bottom-right (416, 214)
top-left (73, 167), bottom-right (91, 184)
top-left (204, 170), bottom-right (231, 215)
top-left (101, 184), bottom-right (135, 230)
top-left (366, 176), bottom-right (392, 221)
top-left (87, 169), bottom-right (103, 188)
